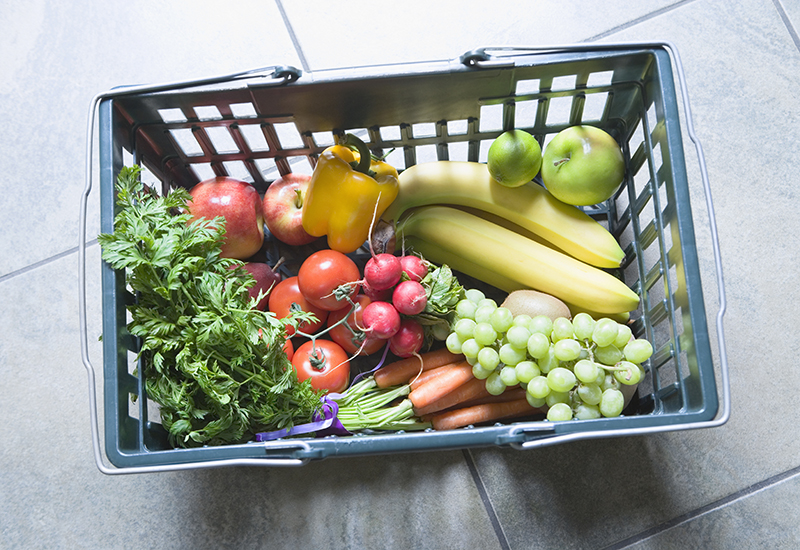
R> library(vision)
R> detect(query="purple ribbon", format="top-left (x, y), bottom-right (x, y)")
top-left (254, 342), bottom-right (391, 442)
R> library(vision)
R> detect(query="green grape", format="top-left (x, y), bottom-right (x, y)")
top-left (477, 346), bottom-right (500, 371)
top-left (613, 324), bottom-right (633, 348)
top-left (485, 372), bottom-right (507, 396)
top-left (576, 383), bottom-right (602, 405)
top-left (490, 307), bottom-right (514, 333)
top-left (526, 393), bottom-right (546, 409)
top-left (465, 288), bottom-right (485, 303)
top-left (574, 359), bottom-right (600, 384)
top-left (547, 402), bottom-right (573, 421)
top-left (506, 325), bottom-right (531, 349)
top-left (528, 315), bottom-right (553, 336)
top-left (553, 338), bottom-right (581, 361)
top-left (473, 322), bottom-right (498, 346)
top-left (526, 332), bottom-right (551, 359)
top-left (599, 388), bottom-right (625, 417)
top-left (594, 344), bottom-right (622, 365)
top-left (472, 363), bottom-right (494, 380)
top-left (498, 343), bottom-right (527, 366)
top-left (537, 346), bottom-right (559, 374)
top-left (574, 403), bottom-right (602, 420)
top-left (545, 390), bottom-right (570, 408)
top-left (446, 332), bottom-right (464, 354)
top-left (591, 318), bottom-right (619, 347)
top-left (512, 314), bottom-right (533, 329)
top-left (515, 360), bottom-right (540, 384)
top-left (601, 372), bottom-right (621, 392)
top-left (467, 354), bottom-right (480, 366)
top-left (454, 318), bottom-right (477, 340)
top-left (624, 339), bottom-right (654, 364)
top-left (613, 361), bottom-right (642, 385)
top-left (551, 317), bottom-right (574, 342)
top-left (526, 376), bottom-right (551, 399)
top-left (461, 338), bottom-right (481, 359)
top-left (593, 367), bottom-right (606, 386)
top-left (455, 299), bottom-right (478, 320)
top-left (474, 304), bottom-right (496, 324)
top-left (547, 367), bottom-right (577, 393)
top-left (477, 298), bottom-right (498, 310)
top-left (572, 312), bottom-right (596, 341)
top-left (499, 366), bottom-right (520, 386)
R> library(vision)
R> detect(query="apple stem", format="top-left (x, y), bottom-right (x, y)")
top-left (293, 189), bottom-right (304, 209)
top-left (271, 256), bottom-right (286, 273)
top-left (553, 157), bottom-right (571, 168)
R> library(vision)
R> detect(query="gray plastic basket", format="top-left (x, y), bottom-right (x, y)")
top-left (79, 42), bottom-right (729, 473)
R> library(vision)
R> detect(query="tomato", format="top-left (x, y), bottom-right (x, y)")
top-left (291, 339), bottom-right (350, 393)
top-left (297, 249), bottom-right (361, 311)
top-left (268, 276), bottom-right (328, 337)
top-left (283, 337), bottom-right (294, 362)
top-left (327, 294), bottom-right (386, 356)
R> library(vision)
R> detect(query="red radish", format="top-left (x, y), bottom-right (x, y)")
top-left (399, 255), bottom-right (429, 282)
top-left (364, 253), bottom-right (403, 291)
top-left (362, 279), bottom-right (393, 302)
top-left (390, 318), bottom-right (425, 358)
top-left (392, 280), bottom-right (428, 315)
top-left (362, 301), bottom-right (401, 340)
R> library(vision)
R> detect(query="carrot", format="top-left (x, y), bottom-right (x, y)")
top-left (374, 347), bottom-right (464, 388)
top-left (430, 398), bottom-right (538, 431)
top-left (409, 361), bottom-right (460, 390)
top-left (457, 387), bottom-right (528, 409)
top-left (413, 376), bottom-right (489, 417)
top-left (408, 361), bottom-right (474, 410)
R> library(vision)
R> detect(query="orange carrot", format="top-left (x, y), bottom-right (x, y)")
top-left (413, 376), bottom-right (489, 417)
top-left (409, 362), bottom-right (460, 390)
top-left (408, 361), bottom-right (474, 410)
top-left (430, 398), bottom-right (538, 431)
top-left (374, 348), bottom-right (464, 388)
top-left (458, 387), bottom-right (528, 409)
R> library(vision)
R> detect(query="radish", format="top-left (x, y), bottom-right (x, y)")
top-left (399, 255), bottom-right (429, 282)
top-left (392, 280), bottom-right (428, 315)
top-left (364, 253), bottom-right (402, 291)
top-left (361, 301), bottom-right (401, 339)
top-left (389, 318), bottom-right (425, 358)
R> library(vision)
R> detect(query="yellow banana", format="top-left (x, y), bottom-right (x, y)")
top-left (383, 161), bottom-right (625, 268)
top-left (396, 206), bottom-right (639, 315)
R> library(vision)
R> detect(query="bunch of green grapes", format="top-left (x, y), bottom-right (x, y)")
top-left (445, 289), bottom-right (653, 422)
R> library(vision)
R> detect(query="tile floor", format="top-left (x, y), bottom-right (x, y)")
top-left (1, 0), bottom-right (798, 548)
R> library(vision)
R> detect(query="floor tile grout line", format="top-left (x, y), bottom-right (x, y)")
top-left (772, 0), bottom-right (800, 51)
top-left (582, 0), bottom-right (699, 42)
top-left (274, 0), bottom-right (310, 73)
top-left (602, 463), bottom-right (800, 549)
top-left (0, 239), bottom-right (98, 284)
top-left (463, 449), bottom-right (511, 550)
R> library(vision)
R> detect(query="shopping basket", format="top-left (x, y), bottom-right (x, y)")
top-left (79, 42), bottom-right (729, 473)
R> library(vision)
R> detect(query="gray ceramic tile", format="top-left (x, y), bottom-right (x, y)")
top-left (281, 0), bottom-right (680, 71)
top-left (0, 0), bottom-right (302, 278)
top-left (0, 245), bottom-right (503, 550)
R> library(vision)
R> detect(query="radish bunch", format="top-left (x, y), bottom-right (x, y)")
top-left (360, 253), bottom-right (431, 357)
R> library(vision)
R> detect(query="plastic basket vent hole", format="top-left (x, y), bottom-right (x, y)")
top-left (238, 124), bottom-right (270, 152)
top-left (416, 144), bottom-right (438, 164)
top-left (205, 127), bottom-right (240, 155)
top-left (168, 129), bottom-right (204, 157)
top-left (587, 70), bottom-right (614, 88)
top-left (515, 78), bottom-right (539, 95)
top-left (222, 161), bottom-right (253, 182)
top-left (514, 100), bottom-right (538, 129)
top-left (229, 102), bottom-right (258, 118)
top-left (255, 158), bottom-right (279, 179)
top-left (479, 104), bottom-right (504, 133)
top-left (274, 122), bottom-right (305, 150)
top-left (128, 394), bottom-right (140, 421)
top-left (379, 126), bottom-right (402, 142)
top-left (286, 156), bottom-right (314, 176)
top-left (550, 74), bottom-right (577, 92)
top-left (447, 119), bottom-right (469, 136)
top-left (448, 141), bottom-right (469, 161)
top-left (344, 127), bottom-right (370, 143)
top-left (313, 131), bottom-right (336, 148)
top-left (190, 163), bottom-right (217, 182)
top-left (412, 122), bottom-right (437, 138)
top-left (478, 139), bottom-right (493, 163)
top-left (581, 92), bottom-right (608, 123)
top-left (194, 105), bottom-right (223, 121)
top-left (545, 96), bottom-right (573, 128)
top-left (384, 148), bottom-right (405, 170)
top-left (158, 108), bottom-right (187, 123)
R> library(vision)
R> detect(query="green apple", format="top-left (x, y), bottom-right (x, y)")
top-left (541, 125), bottom-right (625, 206)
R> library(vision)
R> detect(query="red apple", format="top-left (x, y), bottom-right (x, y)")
top-left (187, 177), bottom-right (265, 260)
top-left (242, 261), bottom-right (282, 310)
top-left (262, 173), bottom-right (317, 246)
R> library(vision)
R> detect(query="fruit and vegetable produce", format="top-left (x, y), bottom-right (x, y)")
top-left (541, 125), bottom-right (626, 206)
top-left (262, 173), bottom-right (317, 246)
top-left (487, 129), bottom-right (542, 188)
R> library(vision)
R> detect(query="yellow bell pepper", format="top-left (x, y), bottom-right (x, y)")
top-left (302, 134), bottom-right (399, 253)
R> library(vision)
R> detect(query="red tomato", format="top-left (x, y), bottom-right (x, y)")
top-left (297, 250), bottom-right (361, 311)
top-left (268, 276), bottom-right (328, 337)
top-left (291, 339), bottom-right (350, 393)
top-left (283, 337), bottom-right (294, 362)
top-left (327, 295), bottom-right (386, 356)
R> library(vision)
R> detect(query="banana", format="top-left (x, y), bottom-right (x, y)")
top-left (396, 206), bottom-right (639, 315)
top-left (383, 161), bottom-right (625, 268)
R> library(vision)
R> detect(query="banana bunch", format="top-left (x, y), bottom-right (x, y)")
top-left (385, 161), bottom-right (639, 316)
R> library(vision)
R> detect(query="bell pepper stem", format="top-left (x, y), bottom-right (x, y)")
top-left (343, 133), bottom-right (372, 175)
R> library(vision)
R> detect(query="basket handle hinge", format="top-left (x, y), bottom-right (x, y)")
top-left (460, 48), bottom-right (516, 69)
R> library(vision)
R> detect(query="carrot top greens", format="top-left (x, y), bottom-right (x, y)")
top-left (98, 166), bottom-right (321, 448)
